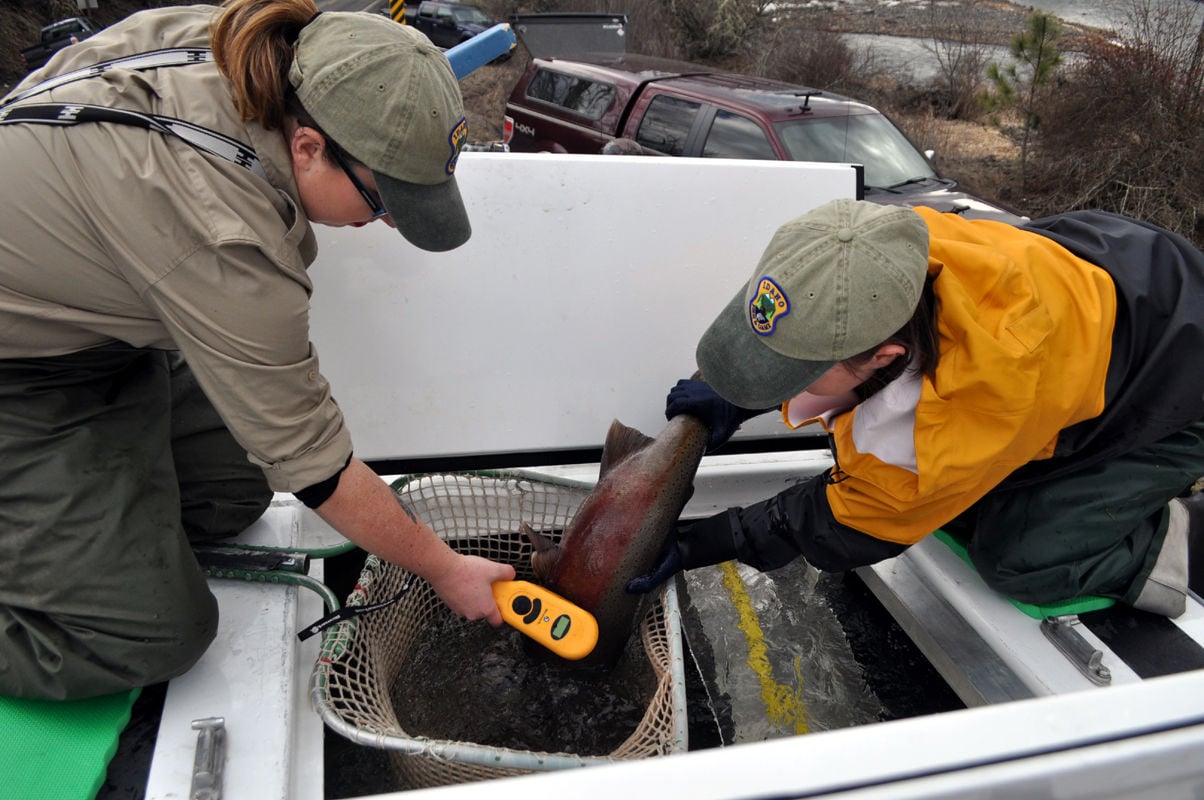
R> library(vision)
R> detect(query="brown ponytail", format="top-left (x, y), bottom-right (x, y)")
top-left (210, 0), bottom-right (319, 131)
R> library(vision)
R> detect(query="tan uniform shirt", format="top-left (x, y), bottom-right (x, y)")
top-left (0, 5), bottom-right (353, 492)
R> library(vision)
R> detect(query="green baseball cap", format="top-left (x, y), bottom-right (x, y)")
top-left (697, 199), bottom-right (929, 409)
top-left (290, 13), bottom-right (470, 252)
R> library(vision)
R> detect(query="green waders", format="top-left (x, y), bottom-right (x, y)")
top-left (0, 345), bottom-right (271, 699)
top-left (949, 421), bottom-right (1204, 613)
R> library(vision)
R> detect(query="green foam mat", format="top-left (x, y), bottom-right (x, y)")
top-left (0, 688), bottom-right (139, 800)
top-left (932, 529), bottom-right (1115, 619)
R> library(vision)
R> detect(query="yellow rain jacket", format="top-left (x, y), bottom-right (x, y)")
top-left (820, 208), bottom-right (1116, 544)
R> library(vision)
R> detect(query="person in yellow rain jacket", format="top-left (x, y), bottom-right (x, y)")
top-left (631, 199), bottom-right (1204, 618)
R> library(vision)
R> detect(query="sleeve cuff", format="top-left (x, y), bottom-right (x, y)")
top-left (293, 453), bottom-right (352, 509)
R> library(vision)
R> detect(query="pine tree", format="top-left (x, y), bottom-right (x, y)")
top-left (984, 12), bottom-right (1063, 190)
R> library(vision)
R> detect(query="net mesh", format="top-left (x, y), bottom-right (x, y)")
top-left (312, 472), bottom-right (686, 789)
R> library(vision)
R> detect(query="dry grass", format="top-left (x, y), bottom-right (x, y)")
top-left (893, 110), bottom-right (1027, 212)
top-left (459, 50), bottom-right (530, 144)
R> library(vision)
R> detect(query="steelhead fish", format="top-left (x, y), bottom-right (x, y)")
top-left (523, 413), bottom-right (707, 668)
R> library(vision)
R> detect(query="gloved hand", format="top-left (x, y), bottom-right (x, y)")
top-left (666, 378), bottom-right (773, 452)
top-left (627, 509), bottom-right (741, 594)
top-left (626, 544), bottom-right (682, 595)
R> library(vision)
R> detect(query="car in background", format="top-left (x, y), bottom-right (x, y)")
top-left (504, 53), bottom-right (1026, 224)
top-left (20, 16), bottom-right (102, 72)
top-left (406, 1), bottom-right (496, 50)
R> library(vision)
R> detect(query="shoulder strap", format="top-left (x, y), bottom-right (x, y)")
top-left (0, 48), bottom-right (264, 178)
top-left (1, 48), bottom-right (213, 107)
top-left (0, 103), bottom-right (264, 178)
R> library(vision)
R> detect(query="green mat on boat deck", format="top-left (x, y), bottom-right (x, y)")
top-left (0, 688), bottom-right (138, 799)
top-left (932, 529), bottom-right (1115, 619)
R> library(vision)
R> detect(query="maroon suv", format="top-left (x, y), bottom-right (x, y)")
top-left (505, 53), bottom-right (1025, 224)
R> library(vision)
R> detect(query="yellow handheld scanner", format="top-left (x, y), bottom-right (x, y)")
top-left (492, 580), bottom-right (599, 660)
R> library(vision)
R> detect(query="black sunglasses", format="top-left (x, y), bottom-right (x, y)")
top-left (328, 144), bottom-right (388, 219)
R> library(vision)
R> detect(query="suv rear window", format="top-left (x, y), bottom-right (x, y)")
top-left (702, 110), bottom-right (776, 160)
top-left (634, 95), bottom-right (700, 156)
top-left (525, 69), bottom-right (616, 121)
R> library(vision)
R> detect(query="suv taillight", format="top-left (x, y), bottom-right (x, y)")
top-left (502, 115), bottom-right (514, 145)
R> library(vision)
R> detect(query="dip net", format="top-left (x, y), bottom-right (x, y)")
top-left (310, 472), bottom-right (687, 789)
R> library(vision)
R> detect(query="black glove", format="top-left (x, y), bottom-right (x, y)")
top-left (665, 379), bottom-right (773, 452)
top-left (626, 543), bottom-right (682, 595)
top-left (627, 509), bottom-right (741, 594)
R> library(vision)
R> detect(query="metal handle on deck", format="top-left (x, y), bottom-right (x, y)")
top-left (1041, 615), bottom-right (1111, 686)
top-left (190, 716), bottom-right (226, 800)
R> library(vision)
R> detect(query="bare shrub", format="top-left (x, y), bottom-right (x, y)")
top-left (918, 1), bottom-right (994, 120)
top-left (750, 23), bottom-right (859, 90)
top-left (1029, 11), bottom-right (1204, 243)
top-left (1119, 0), bottom-right (1204, 114)
top-left (1122, 0), bottom-right (1204, 70)
top-left (664, 0), bottom-right (772, 63)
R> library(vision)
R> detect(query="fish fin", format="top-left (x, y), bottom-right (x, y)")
top-left (522, 522), bottom-right (557, 553)
top-left (522, 522), bottom-right (561, 582)
top-left (599, 419), bottom-right (655, 478)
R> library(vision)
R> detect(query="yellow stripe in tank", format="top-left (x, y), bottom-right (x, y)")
top-left (719, 559), bottom-right (810, 735)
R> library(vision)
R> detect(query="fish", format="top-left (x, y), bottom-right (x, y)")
top-left (522, 413), bottom-right (707, 669)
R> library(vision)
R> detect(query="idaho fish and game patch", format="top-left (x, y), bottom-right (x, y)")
top-left (749, 277), bottom-right (789, 336)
